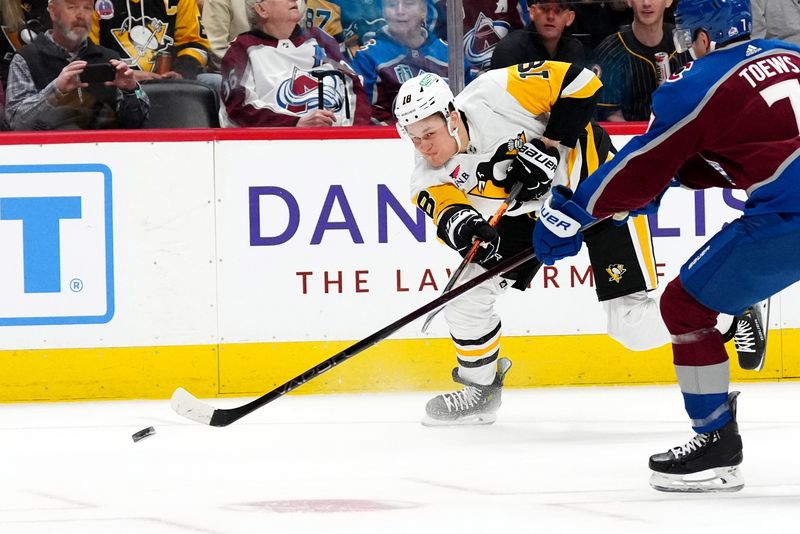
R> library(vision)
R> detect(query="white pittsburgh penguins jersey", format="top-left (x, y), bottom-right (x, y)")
top-left (411, 61), bottom-right (605, 226)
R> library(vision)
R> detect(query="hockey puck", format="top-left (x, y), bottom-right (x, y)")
top-left (132, 426), bottom-right (156, 443)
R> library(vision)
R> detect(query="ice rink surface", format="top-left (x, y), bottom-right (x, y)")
top-left (2, 382), bottom-right (799, 534)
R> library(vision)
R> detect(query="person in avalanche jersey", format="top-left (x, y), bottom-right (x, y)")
top-left (394, 65), bottom-right (677, 426)
top-left (220, 0), bottom-right (370, 127)
top-left (433, 0), bottom-right (529, 73)
top-left (533, 0), bottom-right (799, 492)
top-left (351, 0), bottom-right (470, 124)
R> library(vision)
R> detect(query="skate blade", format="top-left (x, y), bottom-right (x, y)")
top-left (649, 466), bottom-right (744, 493)
top-left (421, 412), bottom-right (497, 427)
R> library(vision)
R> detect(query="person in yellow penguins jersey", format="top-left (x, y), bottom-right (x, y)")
top-left (90, 0), bottom-right (210, 79)
top-left (394, 64), bottom-right (669, 426)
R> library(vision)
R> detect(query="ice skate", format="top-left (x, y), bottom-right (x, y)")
top-left (649, 392), bottom-right (744, 493)
top-left (723, 299), bottom-right (769, 371)
top-left (422, 358), bottom-right (511, 427)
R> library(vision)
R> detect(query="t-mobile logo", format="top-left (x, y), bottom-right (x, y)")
top-left (0, 164), bottom-right (114, 326)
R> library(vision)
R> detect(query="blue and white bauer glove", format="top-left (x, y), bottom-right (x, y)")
top-left (533, 185), bottom-right (595, 265)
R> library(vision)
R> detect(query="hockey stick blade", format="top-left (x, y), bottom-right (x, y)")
top-left (171, 387), bottom-right (215, 425)
top-left (170, 247), bottom-right (537, 427)
top-left (421, 182), bottom-right (525, 333)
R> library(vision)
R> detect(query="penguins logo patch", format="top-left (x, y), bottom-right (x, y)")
top-left (606, 264), bottom-right (626, 283)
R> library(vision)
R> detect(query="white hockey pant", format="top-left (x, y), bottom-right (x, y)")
top-left (443, 263), bottom-right (508, 385)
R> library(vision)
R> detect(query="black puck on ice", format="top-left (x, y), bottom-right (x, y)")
top-left (132, 426), bottom-right (156, 443)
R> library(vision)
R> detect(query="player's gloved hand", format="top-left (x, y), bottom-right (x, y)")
top-left (505, 138), bottom-right (561, 201)
top-left (437, 205), bottom-right (502, 267)
top-left (533, 185), bottom-right (595, 265)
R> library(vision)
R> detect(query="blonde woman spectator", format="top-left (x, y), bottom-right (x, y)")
top-left (219, 0), bottom-right (370, 127)
top-left (202, 0), bottom-right (250, 70)
top-left (751, 0), bottom-right (800, 45)
top-left (1, 0), bottom-right (50, 85)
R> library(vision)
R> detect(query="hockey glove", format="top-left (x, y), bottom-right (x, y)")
top-left (437, 205), bottom-right (502, 267)
top-left (506, 139), bottom-right (560, 201)
top-left (533, 185), bottom-right (595, 265)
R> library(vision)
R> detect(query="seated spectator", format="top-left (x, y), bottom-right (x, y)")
top-left (491, 0), bottom-right (586, 69)
top-left (202, 0), bottom-right (249, 71)
top-left (352, 0), bottom-right (468, 124)
top-left (569, 0), bottom-right (631, 54)
top-left (5, 0), bottom-right (149, 130)
top-left (752, 0), bottom-right (800, 45)
top-left (90, 0), bottom-right (210, 80)
top-left (304, 0), bottom-right (386, 57)
top-left (220, 0), bottom-right (370, 127)
top-left (592, 0), bottom-right (690, 122)
top-left (434, 0), bottom-right (529, 73)
top-left (1, 0), bottom-right (51, 86)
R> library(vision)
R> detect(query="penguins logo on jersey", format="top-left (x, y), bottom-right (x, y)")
top-left (606, 264), bottom-right (626, 283)
top-left (469, 131), bottom-right (528, 198)
top-left (463, 12), bottom-right (510, 70)
top-left (276, 66), bottom-right (344, 114)
top-left (111, 16), bottom-right (173, 71)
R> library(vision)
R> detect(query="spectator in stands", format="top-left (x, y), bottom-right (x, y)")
top-left (304, 0), bottom-right (386, 57)
top-left (90, 0), bottom-right (210, 80)
top-left (220, 0), bottom-right (370, 127)
top-left (352, 0), bottom-right (467, 124)
top-left (752, 0), bottom-right (800, 45)
top-left (202, 0), bottom-right (249, 71)
top-left (434, 0), bottom-right (529, 73)
top-left (491, 0), bottom-right (586, 69)
top-left (592, 0), bottom-right (690, 122)
top-left (1, 0), bottom-right (51, 86)
top-left (5, 0), bottom-right (149, 130)
top-left (569, 0), bottom-right (631, 54)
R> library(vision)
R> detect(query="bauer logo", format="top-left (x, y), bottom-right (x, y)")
top-left (0, 164), bottom-right (114, 326)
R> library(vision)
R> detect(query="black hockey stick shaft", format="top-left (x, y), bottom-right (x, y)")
top-left (205, 247), bottom-right (537, 427)
top-left (421, 181), bottom-right (524, 333)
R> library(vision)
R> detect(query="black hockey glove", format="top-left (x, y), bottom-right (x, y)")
top-left (506, 138), bottom-right (560, 201)
top-left (437, 205), bottom-right (502, 267)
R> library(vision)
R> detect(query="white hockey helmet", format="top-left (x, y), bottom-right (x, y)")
top-left (394, 73), bottom-right (456, 132)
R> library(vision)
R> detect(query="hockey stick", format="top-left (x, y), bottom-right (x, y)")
top-left (420, 181), bottom-right (525, 333)
top-left (171, 246), bottom-right (537, 427)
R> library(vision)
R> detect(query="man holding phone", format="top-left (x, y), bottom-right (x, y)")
top-left (5, 0), bottom-right (149, 130)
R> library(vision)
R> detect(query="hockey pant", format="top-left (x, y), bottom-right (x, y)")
top-left (583, 215), bottom-right (671, 351)
top-left (444, 262), bottom-right (509, 386)
top-left (662, 212), bottom-right (800, 433)
top-left (443, 215), bottom-right (541, 386)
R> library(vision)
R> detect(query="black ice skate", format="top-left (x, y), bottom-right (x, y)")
top-left (422, 358), bottom-right (511, 427)
top-left (723, 299), bottom-right (769, 371)
top-left (649, 391), bottom-right (744, 493)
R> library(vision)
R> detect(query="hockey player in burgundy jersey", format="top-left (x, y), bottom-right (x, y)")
top-left (533, 0), bottom-right (800, 492)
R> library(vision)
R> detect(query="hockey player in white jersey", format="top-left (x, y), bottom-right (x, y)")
top-left (394, 66), bottom-right (673, 426)
top-left (394, 65), bottom-right (768, 426)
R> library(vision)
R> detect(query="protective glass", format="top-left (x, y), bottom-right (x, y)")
top-left (673, 27), bottom-right (694, 53)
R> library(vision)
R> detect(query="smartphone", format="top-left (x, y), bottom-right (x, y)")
top-left (81, 63), bottom-right (117, 84)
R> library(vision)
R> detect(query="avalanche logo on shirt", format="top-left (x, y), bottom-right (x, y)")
top-left (463, 12), bottom-right (510, 71)
top-left (276, 66), bottom-right (344, 114)
top-left (111, 16), bottom-right (173, 71)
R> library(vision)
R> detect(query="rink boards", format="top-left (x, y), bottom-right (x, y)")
top-left (0, 126), bottom-right (798, 402)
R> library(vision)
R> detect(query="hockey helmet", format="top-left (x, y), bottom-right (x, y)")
top-left (673, 0), bottom-right (752, 54)
top-left (394, 73), bottom-right (456, 133)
